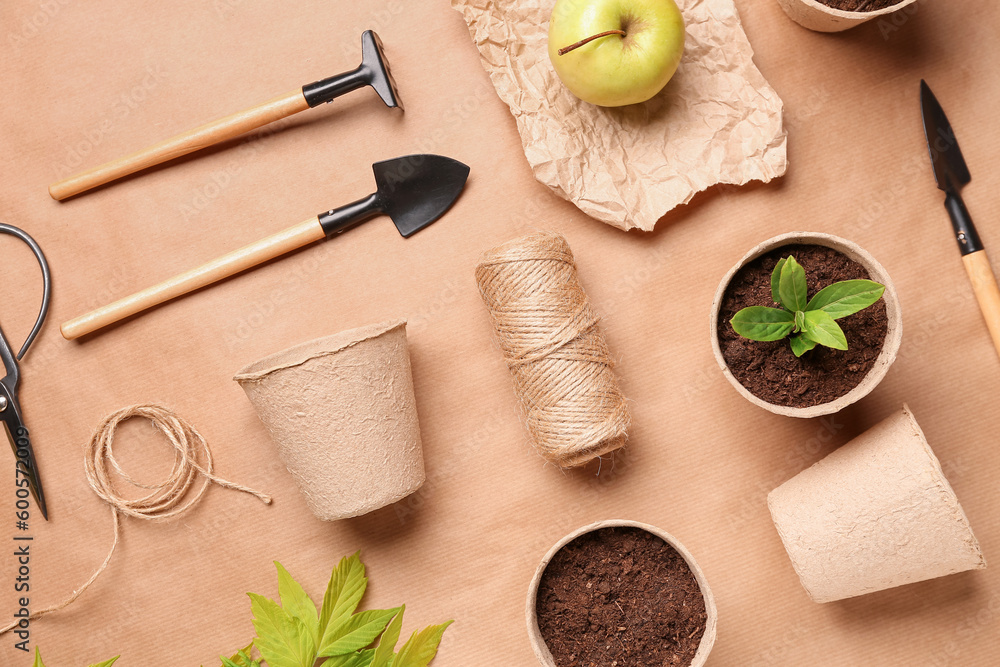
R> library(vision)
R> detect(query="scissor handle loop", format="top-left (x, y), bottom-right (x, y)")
top-left (0, 223), bottom-right (52, 360)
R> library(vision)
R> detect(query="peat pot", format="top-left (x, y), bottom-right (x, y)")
top-left (526, 519), bottom-right (717, 667)
top-left (711, 231), bottom-right (902, 418)
top-left (234, 320), bottom-right (425, 521)
top-left (769, 405), bottom-right (986, 603)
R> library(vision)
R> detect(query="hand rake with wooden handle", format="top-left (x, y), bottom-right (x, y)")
top-left (49, 30), bottom-right (400, 201)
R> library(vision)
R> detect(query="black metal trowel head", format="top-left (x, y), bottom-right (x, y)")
top-left (318, 154), bottom-right (470, 239)
top-left (374, 155), bottom-right (470, 237)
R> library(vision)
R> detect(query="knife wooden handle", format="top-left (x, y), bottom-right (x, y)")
top-left (49, 89), bottom-right (310, 200)
top-left (61, 217), bottom-right (326, 339)
top-left (962, 250), bottom-right (1000, 359)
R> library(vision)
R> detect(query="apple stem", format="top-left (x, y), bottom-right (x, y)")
top-left (557, 29), bottom-right (626, 56)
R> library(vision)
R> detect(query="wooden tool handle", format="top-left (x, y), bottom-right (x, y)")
top-left (962, 250), bottom-right (1000, 358)
top-left (61, 217), bottom-right (326, 339)
top-left (49, 89), bottom-right (310, 200)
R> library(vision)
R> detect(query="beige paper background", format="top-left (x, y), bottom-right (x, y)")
top-left (0, 0), bottom-right (998, 665)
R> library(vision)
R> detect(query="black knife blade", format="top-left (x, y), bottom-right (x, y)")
top-left (920, 80), bottom-right (971, 193)
top-left (920, 80), bottom-right (981, 255)
top-left (920, 79), bottom-right (1000, 360)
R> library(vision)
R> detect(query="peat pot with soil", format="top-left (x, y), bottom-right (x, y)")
top-left (776, 0), bottom-right (919, 32)
top-left (526, 520), bottom-right (717, 667)
top-left (711, 232), bottom-right (902, 418)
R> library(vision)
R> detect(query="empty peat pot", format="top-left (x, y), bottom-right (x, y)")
top-left (234, 320), bottom-right (425, 520)
top-left (769, 405), bottom-right (986, 603)
top-left (527, 520), bottom-right (717, 667)
top-left (775, 0), bottom-right (919, 32)
top-left (711, 231), bottom-right (902, 418)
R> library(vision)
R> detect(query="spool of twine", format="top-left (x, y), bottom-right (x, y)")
top-left (0, 404), bottom-right (271, 635)
top-left (475, 231), bottom-right (630, 467)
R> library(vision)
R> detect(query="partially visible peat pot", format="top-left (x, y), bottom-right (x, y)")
top-left (527, 521), bottom-right (717, 667)
top-left (712, 233), bottom-right (902, 418)
top-left (776, 0), bottom-right (919, 32)
top-left (816, 0), bottom-right (905, 10)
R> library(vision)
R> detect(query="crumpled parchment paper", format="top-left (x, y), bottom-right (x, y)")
top-left (451, 0), bottom-right (788, 231)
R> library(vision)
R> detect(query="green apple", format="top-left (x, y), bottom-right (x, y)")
top-left (548, 0), bottom-right (685, 107)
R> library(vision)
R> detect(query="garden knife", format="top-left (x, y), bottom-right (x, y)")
top-left (60, 154), bottom-right (470, 339)
top-left (920, 80), bottom-right (1000, 359)
top-left (49, 30), bottom-right (401, 200)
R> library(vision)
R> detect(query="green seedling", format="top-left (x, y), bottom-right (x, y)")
top-left (730, 255), bottom-right (885, 357)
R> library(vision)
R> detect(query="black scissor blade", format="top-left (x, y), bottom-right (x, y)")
top-left (1, 391), bottom-right (47, 520)
top-left (920, 80), bottom-right (971, 193)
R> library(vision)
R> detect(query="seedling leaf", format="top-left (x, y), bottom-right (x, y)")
top-left (394, 621), bottom-right (454, 667)
top-left (88, 659), bottom-right (121, 667)
top-left (789, 333), bottom-right (818, 357)
top-left (33, 648), bottom-right (44, 667)
top-left (806, 280), bottom-right (885, 320)
top-left (319, 552), bottom-right (368, 641)
top-left (249, 593), bottom-right (316, 667)
top-left (731, 307), bottom-right (795, 341)
top-left (802, 310), bottom-right (848, 350)
top-left (318, 607), bottom-right (400, 657)
top-left (770, 257), bottom-right (787, 304)
top-left (778, 256), bottom-right (808, 312)
top-left (275, 562), bottom-right (320, 643)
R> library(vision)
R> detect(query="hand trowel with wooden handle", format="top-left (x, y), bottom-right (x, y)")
top-left (60, 154), bottom-right (470, 339)
top-left (49, 30), bottom-right (401, 200)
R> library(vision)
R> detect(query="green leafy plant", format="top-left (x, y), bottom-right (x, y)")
top-left (230, 553), bottom-right (451, 667)
top-left (32, 648), bottom-right (118, 667)
top-left (34, 552), bottom-right (450, 667)
top-left (730, 255), bottom-right (885, 357)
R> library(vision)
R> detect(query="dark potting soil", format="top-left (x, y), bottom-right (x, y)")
top-left (814, 0), bottom-right (905, 11)
top-left (717, 244), bottom-right (888, 408)
top-left (535, 527), bottom-right (707, 667)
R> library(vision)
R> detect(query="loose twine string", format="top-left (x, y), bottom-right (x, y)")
top-left (0, 404), bottom-right (271, 635)
top-left (475, 231), bottom-right (631, 467)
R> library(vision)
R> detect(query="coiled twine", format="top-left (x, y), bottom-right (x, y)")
top-left (475, 231), bottom-right (630, 467)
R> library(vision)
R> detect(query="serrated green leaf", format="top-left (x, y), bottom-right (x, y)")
top-left (250, 592), bottom-right (317, 667)
top-left (276, 561), bottom-right (320, 643)
top-left (778, 256), bottom-right (808, 312)
top-left (218, 643), bottom-right (258, 667)
top-left (394, 621), bottom-right (453, 667)
top-left (33, 648), bottom-right (44, 667)
top-left (806, 279), bottom-right (885, 320)
top-left (789, 333), bottom-right (818, 357)
top-left (322, 649), bottom-right (376, 667)
top-left (87, 659), bottom-right (120, 667)
top-left (318, 607), bottom-right (400, 657)
top-left (770, 257), bottom-right (787, 304)
top-left (372, 605), bottom-right (404, 667)
top-left (318, 552), bottom-right (368, 641)
top-left (802, 310), bottom-right (848, 350)
top-left (731, 306), bottom-right (795, 342)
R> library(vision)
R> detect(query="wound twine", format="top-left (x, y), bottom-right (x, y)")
top-left (0, 404), bottom-right (271, 635)
top-left (475, 231), bottom-right (630, 467)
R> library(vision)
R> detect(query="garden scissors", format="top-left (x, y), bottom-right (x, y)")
top-left (0, 223), bottom-right (51, 520)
